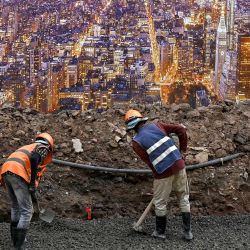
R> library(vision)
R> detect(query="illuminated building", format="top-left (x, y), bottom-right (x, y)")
top-left (205, 15), bottom-right (212, 70)
top-left (177, 36), bottom-right (194, 80)
top-left (214, 9), bottom-right (227, 96)
top-left (219, 51), bottom-right (237, 99)
top-left (226, 0), bottom-right (235, 51)
top-left (78, 56), bottom-right (93, 81)
top-left (237, 34), bottom-right (250, 99)
top-left (136, 60), bottom-right (148, 85)
top-left (129, 70), bottom-right (137, 89)
top-left (47, 65), bottom-right (63, 112)
top-left (28, 36), bottom-right (42, 83)
top-left (93, 24), bottom-right (101, 37)
top-left (0, 62), bottom-right (9, 75)
top-left (226, 0), bottom-right (235, 50)
top-left (7, 11), bottom-right (18, 42)
top-left (160, 41), bottom-right (172, 78)
top-left (144, 0), bottom-right (160, 83)
top-left (114, 50), bottom-right (123, 65)
top-left (211, 1), bottom-right (221, 29)
top-left (66, 61), bottom-right (78, 88)
top-left (35, 82), bottom-right (47, 112)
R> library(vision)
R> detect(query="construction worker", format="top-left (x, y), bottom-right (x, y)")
top-left (125, 109), bottom-right (193, 241)
top-left (0, 133), bottom-right (54, 250)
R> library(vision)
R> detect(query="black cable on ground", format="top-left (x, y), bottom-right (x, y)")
top-left (52, 152), bottom-right (245, 175)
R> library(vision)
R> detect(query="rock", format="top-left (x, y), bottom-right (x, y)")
top-left (186, 110), bottom-right (200, 119)
top-left (115, 136), bottom-right (122, 143)
top-left (126, 135), bottom-right (132, 143)
top-left (195, 152), bottom-right (209, 163)
top-left (185, 155), bottom-right (196, 165)
top-left (200, 125), bottom-right (207, 133)
top-left (171, 103), bottom-right (191, 112)
top-left (15, 130), bottom-right (26, 136)
top-left (240, 170), bottom-right (248, 181)
top-left (117, 109), bottom-right (125, 116)
top-left (72, 139), bottom-right (83, 153)
top-left (215, 149), bottom-right (227, 158)
top-left (63, 120), bottom-right (73, 129)
top-left (60, 143), bottom-right (69, 149)
top-left (238, 183), bottom-right (250, 192)
top-left (208, 105), bottom-right (224, 112)
top-left (85, 125), bottom-right (93, 132)
top-left (233, 133), bottom-right (248, 145)
top-left (243, 111), bottom-right (250, 119)
top-left (72, 111), bottom-right (81, 118)
top-left (91, 138), bottom-right (98, 143)
top-left (108, 141), bottom-right (118, 148)
top-left (226, 115), bottom-right (236, 125)
top-left (214, 120), bottom-right (224, 129)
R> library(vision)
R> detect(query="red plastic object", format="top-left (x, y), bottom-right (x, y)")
top-left (85, 207), bottom-right (92, 220)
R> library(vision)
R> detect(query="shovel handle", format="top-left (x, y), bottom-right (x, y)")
top-left (32, 197), bottom-right (41, 214)
top-left (134, 198), bottom-right (154, 228)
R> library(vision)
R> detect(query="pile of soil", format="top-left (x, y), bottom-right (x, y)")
top-left (0, 101), bottom-right (249, 221)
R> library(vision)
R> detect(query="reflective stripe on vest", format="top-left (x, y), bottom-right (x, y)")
top-left (133, 123), bottom-right (182, 174)
top-left (16, 149), bottom-right (32, 158)
top-left (146, 136), bottom-right (171, 154)
top-left (5, 157), bottom-right (30, 177)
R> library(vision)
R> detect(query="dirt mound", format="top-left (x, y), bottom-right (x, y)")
top-left (0, 101), bottom-right (250, 221)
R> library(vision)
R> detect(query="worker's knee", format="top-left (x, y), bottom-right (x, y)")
top-left (179, 195), bottom-right (190, 213)
top-left (154, 203), bottom-right (167, 217)
top-left (18, 209), bottom-right (33, 229)
top-left (155, 208), bottom-right (167, 217)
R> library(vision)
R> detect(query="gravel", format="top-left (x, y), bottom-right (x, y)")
top-left (0, 215), bottom-right (249, 249)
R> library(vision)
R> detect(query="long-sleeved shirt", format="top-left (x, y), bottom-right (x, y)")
top-left (132, 122), bottom-right (187, 179)
top-left (30, 144), bottom-right (50, 187)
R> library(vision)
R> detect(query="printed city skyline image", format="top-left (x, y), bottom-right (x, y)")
top-left (0, 0), bottom-right (249, 112)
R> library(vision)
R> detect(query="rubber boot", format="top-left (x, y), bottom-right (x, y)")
top-left (13, 228), bottom-right (27, 250)
top-left (152, 216), bottom-right (166, 239)
top-left (182, 212), bottom-right (193, 241)
top-left (10, 221), bottom-right (18, 245)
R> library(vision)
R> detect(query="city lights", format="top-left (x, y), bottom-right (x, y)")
top-left (0, 0), bottom-right (249, 112)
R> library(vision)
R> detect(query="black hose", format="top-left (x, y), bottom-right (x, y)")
top-left (52, 152), bottom-right (245, 175)
top-left (186, 153), bottom-right (245, 170)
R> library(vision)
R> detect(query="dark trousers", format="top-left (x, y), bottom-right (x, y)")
top-left (4, 173), bottom-right (33, 229)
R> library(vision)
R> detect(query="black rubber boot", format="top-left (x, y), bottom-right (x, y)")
top-left (152, 216), bottom-right (166, 239)
top-left (182, 212), bottom-right (193, 241)
top-left (10, 221), bottom-right (18, 245)
top-left (13, 228), bottom-right (27, 250)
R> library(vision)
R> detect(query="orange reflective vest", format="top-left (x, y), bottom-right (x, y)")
top-left (0, 143), bottom-right (52, 185)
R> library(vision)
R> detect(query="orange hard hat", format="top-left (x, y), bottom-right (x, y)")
top-left (124, 109), bottom-right (143, 123)
top-left (125, 109), bottom-right (148, 131)
top-left (35, 133), bottom-right (54, 149)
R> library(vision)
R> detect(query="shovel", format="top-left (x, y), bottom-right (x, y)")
top-left (33, 199), bottom-right (56, 223)
top-left (133, 198), bottom-right (154, 232)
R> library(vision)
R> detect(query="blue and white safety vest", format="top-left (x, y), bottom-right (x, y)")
top-left (133, 123), bottom-right (182, 174)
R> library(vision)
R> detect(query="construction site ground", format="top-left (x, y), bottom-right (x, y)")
top-left (0, 215), bottom-right (249, 249)
top-left (0, 101), bottom-right (250, 249)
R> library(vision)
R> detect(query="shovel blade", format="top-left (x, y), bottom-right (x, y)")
top-left (39, 209), bottom-right (56, 223)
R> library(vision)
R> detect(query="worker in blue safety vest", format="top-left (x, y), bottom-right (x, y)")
top-left (125, 109), bottom-right (193, 240)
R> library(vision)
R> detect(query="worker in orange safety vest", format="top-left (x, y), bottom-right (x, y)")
top-left (0, 133), bottom-right (54, 250)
